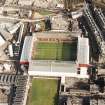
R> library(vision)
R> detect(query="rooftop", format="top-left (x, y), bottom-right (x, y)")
top-left (29, 60), bottom-right (77, 74)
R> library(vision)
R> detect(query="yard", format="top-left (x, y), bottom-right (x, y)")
top-left (27, 78), bottom-right (59, 105)
top-left (33, 42), bottom-right (77, 61)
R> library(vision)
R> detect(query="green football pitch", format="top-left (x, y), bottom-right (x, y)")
top-left (33, 42), bottom-right (77, 61)
top-left (27, 78), bottom-right (59, 105)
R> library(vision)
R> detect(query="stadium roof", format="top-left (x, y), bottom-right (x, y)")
top-left (28, 60), bottom-right (89, 78)
top-left (77, 37), bottom-right (89, 65)
top-left (29, 60), bottom-right (78, 77)
top-left (20, 36), bottom-right (33, 64)
top-left (33, 31), bottom-right (73, 38)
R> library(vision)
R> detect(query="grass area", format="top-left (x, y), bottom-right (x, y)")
top-left (39, 10), bottom-right (53, 15)
top-left (27, 78), bottom-right (59, 105)
top-left (33, 42), bottom-right (77, 61)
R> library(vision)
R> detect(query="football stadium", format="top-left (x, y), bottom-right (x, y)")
top-left (21, 32), bottom-right (89, 78)
top-left (27, 32), bottom-right (79, 77)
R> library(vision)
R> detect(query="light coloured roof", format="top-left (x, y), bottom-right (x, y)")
top-left (20, 36), bottom-right (33, 62)
top-left (0, 29), bottom-right (13, 41)
top-left (0, 35), bottom-right (5, 47)
top-left (77, 37), bottom-right (89, 64)
top-left (0, 103), bottom-right (8, 105)
top-left (29, 60), bottom-right (77, 73)
top-left (28, 60), bottom-right (89, 78)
